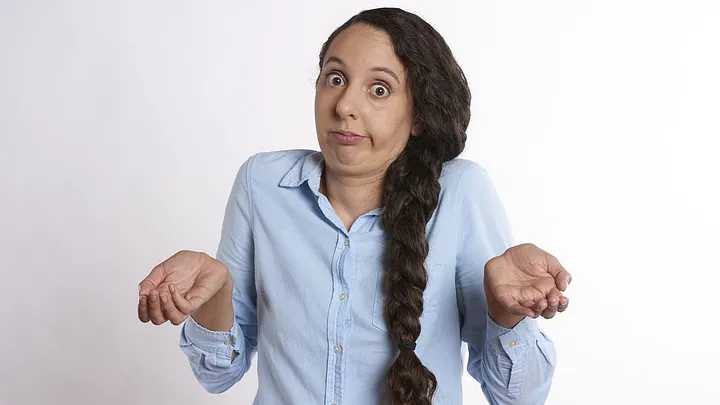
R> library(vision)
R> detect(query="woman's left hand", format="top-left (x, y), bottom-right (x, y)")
top-left (484, 243), bottom-right (572, 320)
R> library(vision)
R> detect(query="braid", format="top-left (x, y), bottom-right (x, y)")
top-left (316, 8), bottom-right (472, 404)
top-left (381, 136), bottom-right (443, 405)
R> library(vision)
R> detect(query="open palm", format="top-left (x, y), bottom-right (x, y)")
top-left (138, 250), bottom-right (228, 325)
top-left (485, 243), bottom-right (571, 319)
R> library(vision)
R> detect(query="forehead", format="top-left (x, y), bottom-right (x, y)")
top-left (324, 24), bottom-right (405, 76)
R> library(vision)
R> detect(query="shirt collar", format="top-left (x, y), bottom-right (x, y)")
top-left (279, 150), bottom-right (324, 193)
top-left (278, 150), bottom-right (384, 217)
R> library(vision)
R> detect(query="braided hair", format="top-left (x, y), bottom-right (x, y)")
top-left (317, 8), bottom-right (471, 404)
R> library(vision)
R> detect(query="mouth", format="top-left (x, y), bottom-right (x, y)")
top-left (329, 129), bottom-right (367, 145)
top-left (330, 129), bottom-right (365, 137)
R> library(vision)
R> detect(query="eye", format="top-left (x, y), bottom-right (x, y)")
top-left (370, 83), bottom-right (391, 98)
top-left (325, 72), bottom-right (345, 87)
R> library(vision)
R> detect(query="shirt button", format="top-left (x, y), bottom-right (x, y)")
top-left (333, 344), bottom-right (342, 353)
top-left (508, 340), bottom-right (517, 348)
top-left (339, 293), bottom-right (348, 301)
top-left (344, 238), bottom-right (350, 246)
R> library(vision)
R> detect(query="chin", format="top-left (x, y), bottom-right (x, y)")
top-left (321, 147), bottom-right (365, 174)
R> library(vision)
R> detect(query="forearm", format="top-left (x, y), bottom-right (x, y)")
top-left (484, 280), bottom-right (526, 329)
top-left (192, 265), bottom-right (235, 332)
top-left (180, 268), bottom-right (249, 390)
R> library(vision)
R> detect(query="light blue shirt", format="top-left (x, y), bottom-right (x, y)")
top-left (179, 149), bottom-right (556, 404)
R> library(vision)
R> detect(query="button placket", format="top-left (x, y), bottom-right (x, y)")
top-left (326, 233), bottom-right (353, 405)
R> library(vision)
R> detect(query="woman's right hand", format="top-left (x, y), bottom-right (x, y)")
top-left (137, 250), bottom-right (230, 326)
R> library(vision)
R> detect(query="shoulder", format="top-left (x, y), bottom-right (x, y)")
top-left (439, 157), bottom-right (493, 199)
top-left (245, 149), bottom-right (316, 173)
top-left (237, 149), bottom-right (317, 185)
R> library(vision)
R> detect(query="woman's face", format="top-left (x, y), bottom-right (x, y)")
top-left (315, 23), bottom-right (415, 178)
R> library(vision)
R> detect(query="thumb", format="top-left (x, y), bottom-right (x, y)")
top-left (139, 263), bottom-right (166, 296)
top-left (172, 284), bottom-right (216, 315)
top-left (544, 253), bottom-right (572, 292)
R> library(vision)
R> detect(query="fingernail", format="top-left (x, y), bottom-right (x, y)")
top-left (160, 295), bottom-right (167, 303)
top-left (567, 275), bottom-right (572, 285)
top-left (169, 284), bottom-right (175, 293)
top-left (150, 292), bottom-right (157, 301)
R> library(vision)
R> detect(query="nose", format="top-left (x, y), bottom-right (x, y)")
top-left (335, 86), bottom-right (359, 120)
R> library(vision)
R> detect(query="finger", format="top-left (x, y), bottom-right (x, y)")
top-left (516, 287), bottom-right (545, 308)
top-left (138, 295), bottom-right (150, 323)
top-left (170, 283), bottom-right (206, 316)
top-left (148, 290), bottom-right (167, 325)
top-left (160, 289), bottom-right (187, 326)
top-left (545, 253), bottom-right (571, 292)
top-left (557, 296), bottom-right (570, 313)
top-left (546, 288), bottom-right (562, 308)
top-left (542, 289), bottom-right (562, 319)
top-left (558, 271), bottom-right (572, 292)
top-left (496, 294), bottom-right (533, 316)
top-left (531, 299), bottom-right (548, 318)
top-left (541, 307), bottom-right (556, 319)
top-left (139, 263), bottom-right (166, 297)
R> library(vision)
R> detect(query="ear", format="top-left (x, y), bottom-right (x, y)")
top-left (410, 122), bottom-right (421, 137)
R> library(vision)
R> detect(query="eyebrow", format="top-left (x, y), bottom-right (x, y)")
top-left (324, 56), bottom-right (401, 84)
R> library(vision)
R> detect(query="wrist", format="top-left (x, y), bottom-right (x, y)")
top-left (484, 279), bottom-right (525, 329)
top-left (487, 295), bottom-right (525, 329)
top-left (224, 266), bottom-right (233, 291)
top-left (202, 253), bottom-right (232, 291)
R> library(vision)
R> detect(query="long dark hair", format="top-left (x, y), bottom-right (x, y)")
top-left (317, 8), bottom-right (471, 405)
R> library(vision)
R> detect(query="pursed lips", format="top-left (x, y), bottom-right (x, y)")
top-left (329, 129), bottom-right (368, 145)
top-left (330, 129), bottom-right (365, 138)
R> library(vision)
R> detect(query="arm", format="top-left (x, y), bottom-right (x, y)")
top-left (179, 156), bottom-right (259, 394)
top-left (192, 260), bottom-right (235, 333)
top-left (455, 162), bottom-right (556, 404)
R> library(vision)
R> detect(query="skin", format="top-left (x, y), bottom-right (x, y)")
top-left (486, 244), bottom-right (571, 328)
top-left (137, 24), bottom-right (571, 342)
top-left (314, 23), bottom-right (417, 231)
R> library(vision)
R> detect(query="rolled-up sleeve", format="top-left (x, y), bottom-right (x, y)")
top-left (455, 161), bottom-right (556, 404)
top-left (179, 316), bottom-right (252, 393)
top-left (178, 155), bottom-right (259, 394)
top-left (478, 317), bottom-right (556, 403)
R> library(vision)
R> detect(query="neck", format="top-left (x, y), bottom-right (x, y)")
top-left (321, 166), bottom-right (385, 231)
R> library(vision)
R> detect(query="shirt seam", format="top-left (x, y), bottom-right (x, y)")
top-left (245, 153), bottom-right (257, 230)
top-left (453, 162), bottom-right (472, 287)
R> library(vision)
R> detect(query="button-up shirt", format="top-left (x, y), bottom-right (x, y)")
top-left (179, 150), bottom-right (556, 404)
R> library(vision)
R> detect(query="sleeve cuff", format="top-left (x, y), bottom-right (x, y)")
top-left (486, 316), bottom-right (540, 362)
top-left (180, 316), bottom-right (242, 366)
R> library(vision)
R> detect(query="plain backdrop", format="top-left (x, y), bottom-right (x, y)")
top-left (1, 1), bottom-right (718, 404)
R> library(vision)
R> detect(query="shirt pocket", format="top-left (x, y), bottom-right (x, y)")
top-left (371, 262), bottom-right (442, 333)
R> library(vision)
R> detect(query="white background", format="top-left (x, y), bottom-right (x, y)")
top-left (1, 1), bottom-right (718, 404)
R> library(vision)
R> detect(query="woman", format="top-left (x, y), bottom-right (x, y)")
top-left (137, 7), bottom-right (571, 405)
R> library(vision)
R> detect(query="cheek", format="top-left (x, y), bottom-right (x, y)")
top-left (368, 106), bottom-right (412, 145)
top-left (313, 92), bottom-right (323, 115)
top-left (315, 90), bottom-right (336, 115)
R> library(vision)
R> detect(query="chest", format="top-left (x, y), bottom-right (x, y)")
top-left (250, 191), bottom-right (460, 338)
